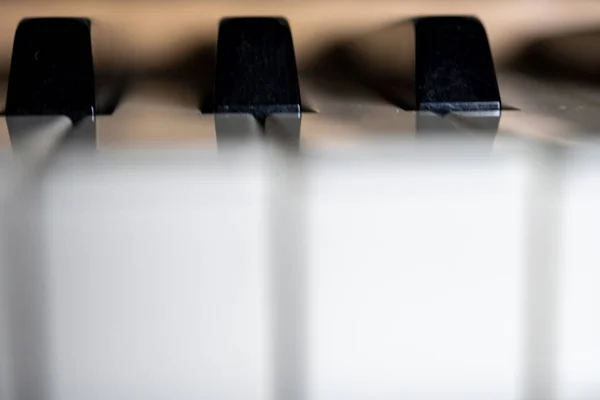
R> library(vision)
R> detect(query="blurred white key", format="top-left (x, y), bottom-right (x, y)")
top-left (0, 115), bottom-right (72, 207)
top-left (558, 152), bottom-right (600, 400)
top-left (5, 148), bottom-right (273, 400)
top-left (0, 116), bottom-right (73, 400)
top-left (305, 150), bottom-right (528, 400)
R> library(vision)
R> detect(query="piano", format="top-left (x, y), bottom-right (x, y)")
top-left (0, 2), bottom-right (599, 400)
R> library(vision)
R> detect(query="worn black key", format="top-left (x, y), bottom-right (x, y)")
top-left (5, 18), bottom-right (96, 123)
top-left (213, 17), bottom-right (302, 122)
top-left (414, 17), bottom-right (500, 113)
top-left (346, 16), bottom-right (501, 114)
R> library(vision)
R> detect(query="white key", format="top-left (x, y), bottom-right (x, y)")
top-left (2, 147), bottom-right (272, 400)
top-left (305, 150), bottom-right (528, 400)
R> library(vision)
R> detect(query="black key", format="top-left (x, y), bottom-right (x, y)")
top-left (414, 17), bottom-right (500, 113)
top-left (213, 17), bottom-right (302, 122)
top-left (346, 16), bottom-right (501, 114)
top-left (5, 18), bottom-right (96, 123)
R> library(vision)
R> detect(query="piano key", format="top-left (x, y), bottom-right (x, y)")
top-left (215, 114), bottom-right (263, 145)
top-left (417, 113), bottom-right (499, 134)
top-left (265, 113), bottom-right (301, 149)
top-left (498, 72), bottom-right (600, 141)
top-left (498, 73), bottom-right (592, 113)
top-left (110, 79), bottom-right (200, 114)
top-left (293, 109), bottom-right (590, 150)
top-left (96, 79), bottom-right (263, 149)
top-left (413, 113), bottom-right (499, 150)
top-left (268, 111), bottom-right (501, 149)
top-left (499, 111), bottom-right (600, 147)
top-left (65, 116), bottom-right (97, 148)
top-left (305, 153), bottom-right (526, 399)
top-left (276, 111), bottom-right (416, 149)
top-left (3, 17), bottom-right (126, 149)
top-left (5, 18), bottom-right (96, 123)
top-left (96, 114), bottom-right (216, 148)
top-left (502, 73), bottom-right (600, 125)
top-left (0, 116), bottom-right (72, 183)
top-left (96, 80), bottom-right (215, 148)
top-left (3, 116), bottom-right (72, 149)
top-left (213, 17), bottom-right (302, 121)
top-left (299, 73), bottom-right (399, 114)
top-left (345, 16), bottom-right (501, 113)
top-left (413, 17), bottom-right (501, 113)
top-left (559, 158), bottom-right (600, 399)
top-left (5, 149), bottom-right (273, 400)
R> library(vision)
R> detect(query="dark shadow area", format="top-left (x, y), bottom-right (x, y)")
top-left (0, 73), bottom-right (8, 114)
top-left (106, 42), bottom-right (215, 113)
top-left (504, 27), bottom-right (600, 135)
top-left (507, 27), bottom-right (600, 85)
top-left (163, 43), bottom-right (216, 114)
top-left (301, 42), bottom-right (403, 110)
top-left (95, 74), bottom-right (129, 115)
top-left (325, 20), bottom-right (417, 111)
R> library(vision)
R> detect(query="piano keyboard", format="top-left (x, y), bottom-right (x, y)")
top-left (0, 1), bottom-right (597, 148)
top-left (1, 2), bottom-right (600, 400)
